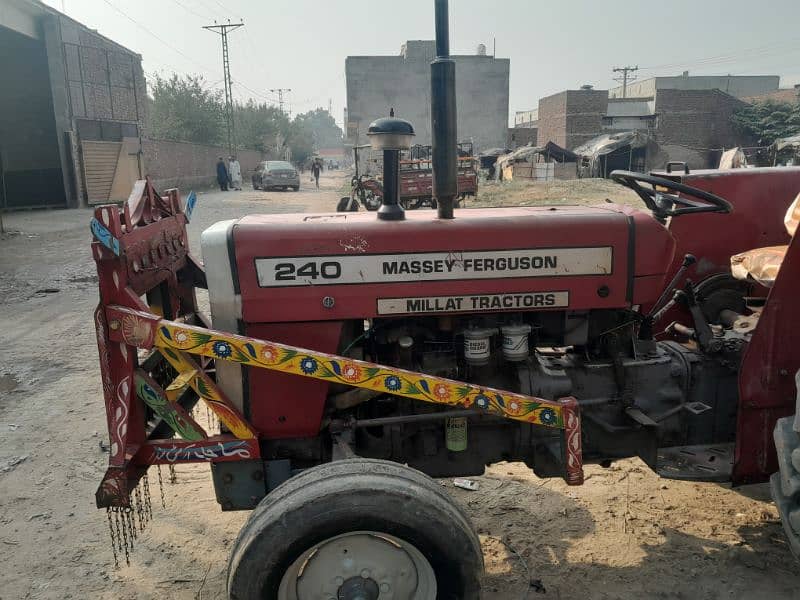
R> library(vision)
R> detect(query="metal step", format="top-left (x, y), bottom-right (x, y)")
top-left (656, 443), bottom-right (733, 482)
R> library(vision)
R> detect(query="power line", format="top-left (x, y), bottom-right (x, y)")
top-left (206, 0), bottom-right (231, 13)
top-left (639, 38), bottom-right (800, 73)
top-left (612, 65), bottom-right (639, 98)
top-left (194, 0), bottom-right (227, 18)
top-left (204, 21), bottom-right (244, 155)
top-left (101, 0), bottom-right (218, 78)
top-left (168, 0), bottom-right (214, 21)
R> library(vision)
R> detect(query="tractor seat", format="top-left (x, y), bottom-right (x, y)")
top-left (731, 193), bottom-right (800, 288)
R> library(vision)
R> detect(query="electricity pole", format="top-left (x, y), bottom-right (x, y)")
top-left (270, 88), bottom-right (292, 116)
top-left (203, 21), bottom-right (244, 155)
top-left (612, 65), bottom-right (639, 98)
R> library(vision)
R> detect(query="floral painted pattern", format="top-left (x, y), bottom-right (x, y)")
top-left (155, 321), bottom-right (566, 429)
top-left (300, 357), bottom-right (318, 374)
top-left (212, 340), bottom-right (233, 358)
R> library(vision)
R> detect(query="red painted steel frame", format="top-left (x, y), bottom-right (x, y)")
top-left (650, 167), bottom-right (800, 483)
top-left (649, 167), bottom-right (800, 317)
top-left (92, 180), bottom-right (260, 508)
top-left (734, 229), bottom-right (800, 485)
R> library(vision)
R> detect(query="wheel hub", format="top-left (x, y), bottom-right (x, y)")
top-left (338, 576), bottom-right (380, 600)
top-left (278, 531), bottom-right (436, 600)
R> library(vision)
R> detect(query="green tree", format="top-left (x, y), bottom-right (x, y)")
top-left (285, 119), bottom-right (315, 165)
top-left (234, 101), bottom-right (289, 154)
top-left (147, 74), bottom-right (225, 145)
top-left (733, 100), bottom-right (800, 146)
top-left (293, 108), bottom-right (343, 150)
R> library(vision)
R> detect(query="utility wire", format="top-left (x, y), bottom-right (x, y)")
top-left (639, 38), bottom-right (800, 73)
top-left (168, 0), bottom-right (214, 21)
top-left (101, 0), bottom-right (219, 78)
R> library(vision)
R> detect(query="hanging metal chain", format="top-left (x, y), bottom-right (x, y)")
top-left (124, 506), bottom-right (137, 546)
top-left (133, 483), bottom-right (146, 532)
top-left (142, 471), bottom-right (153, 521)
top-left (168, 464), bottom-right (177, 485)
top-left (157, 464), bottom-right (166, 508)
top-left (115, 507), bottom-right (130, 566)
top-left (106, 508), bottom-right (119, 569)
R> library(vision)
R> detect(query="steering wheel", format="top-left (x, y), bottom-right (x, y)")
top-left (610, 170), bottom-right (732, 219)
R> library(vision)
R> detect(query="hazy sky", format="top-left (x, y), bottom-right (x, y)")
top-left (44, 0), bottom-right (800, 127)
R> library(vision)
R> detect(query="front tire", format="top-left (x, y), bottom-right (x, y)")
top-left (227, 459), bottom-right (483, 600)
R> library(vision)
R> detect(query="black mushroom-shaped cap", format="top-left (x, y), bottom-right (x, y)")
top-left (367, 117), bottom-right (416, 150)
top-left (367, 117), bottom-right (415, 136)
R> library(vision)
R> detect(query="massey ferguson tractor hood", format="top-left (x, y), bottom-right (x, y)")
top-left (202, 206), bottom-right (674, 325)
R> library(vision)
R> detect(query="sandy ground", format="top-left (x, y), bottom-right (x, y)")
top-left (1, 172), bottom-right (798, 599)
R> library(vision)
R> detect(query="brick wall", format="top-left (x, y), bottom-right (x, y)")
top-left (564, 90), bottom-right (608, 149)
top-left (537, 92), bottom-right (567, 148)
top-left (538, 90), bottom-right (607, 150)
top-left (507, 127), bottom-right (537, 148)
top-left (654, 89), bottom-right (753, 168)
top-left (59, 16), bottom-right (146, 127)
top-left (142, 139), bottom-right (265, 190)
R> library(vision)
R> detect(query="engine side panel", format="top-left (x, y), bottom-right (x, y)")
top-left (245, 321), bottom-right (343, 438)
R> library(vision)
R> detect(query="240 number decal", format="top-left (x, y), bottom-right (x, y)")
top-left (274, 261), bottom-right (342, 281)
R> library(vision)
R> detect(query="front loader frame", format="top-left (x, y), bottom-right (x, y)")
top-left (91, 180), bottom-right (583, 511)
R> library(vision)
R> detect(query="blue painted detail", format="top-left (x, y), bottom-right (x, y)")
top-left (385, 375), bottom-right (402, 391)
top-left (185, 191), bottom-right (197, 222)
top-left (300, 357), bottom-right (318, 375)
top-left (91, 218), bottom-right (121, 256)
top-left (212, 340), bottom-right (233, 358)
top-left (540, 408), bottom-right (557, 425)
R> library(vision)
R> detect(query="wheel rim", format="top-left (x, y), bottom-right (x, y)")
top-left (277, 531), bottom-right (437, 600)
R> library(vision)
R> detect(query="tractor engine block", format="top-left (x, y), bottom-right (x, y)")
top-left (340, 308), bottom-right (743, 478)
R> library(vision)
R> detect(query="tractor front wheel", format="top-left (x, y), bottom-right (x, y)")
top-left (227, 459), bottom-right (483, 600)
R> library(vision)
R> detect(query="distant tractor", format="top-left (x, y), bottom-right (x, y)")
top-left (90, 1), bottom-right (800, 598)
top-left (338, 142), bottom-right (477, 212)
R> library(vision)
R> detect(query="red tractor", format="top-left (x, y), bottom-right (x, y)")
top-left (90, 2), bottom-right (800, 598)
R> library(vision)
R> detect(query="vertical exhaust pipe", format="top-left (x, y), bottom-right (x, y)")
top-left (431, 0), bottom-right (457, 219)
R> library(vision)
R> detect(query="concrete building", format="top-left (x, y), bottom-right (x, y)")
top-left (600, 90), bottom-right (751, 165)
top-left (514, 109), bottom-right (538, 128)
top-left (609, 74), bottom-right (779, 100)
top-left (536, 80), bottom-right (756, 169)
top-left (0, 0), bottom-right (145, 209)
top-left (345, 40), bottom-right (509, 153)
top-left (742, 86), bottom-right (800, 104)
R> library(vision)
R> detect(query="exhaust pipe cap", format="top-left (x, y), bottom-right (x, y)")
top-left (367, 117), bottom-right (416, 151)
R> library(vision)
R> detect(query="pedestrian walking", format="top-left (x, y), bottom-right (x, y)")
top-left (216, 157), bottom-right (229, 191)
top-left (311, 159), bottom-right (321, 189)
top-left (228, 156), bottom-right (242, 190)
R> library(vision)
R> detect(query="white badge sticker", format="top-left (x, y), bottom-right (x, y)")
top-left (255, 247), bottom-right (611, 287)
top-left (377, 291), bottom-right (569, 315)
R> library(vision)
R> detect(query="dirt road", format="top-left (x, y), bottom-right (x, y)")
top-left (1, 173), bottom-right (797, 599)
